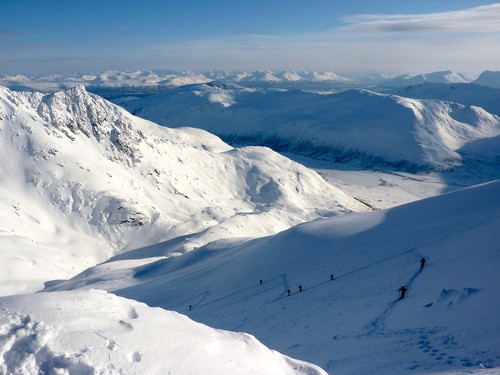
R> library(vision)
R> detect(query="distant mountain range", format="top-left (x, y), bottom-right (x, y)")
top-left (4, 69), bottom-right (499, 93)
top-left (380, 71), bottom-right (474, 87)
top-left (0, 70), bottom-right (355, 93)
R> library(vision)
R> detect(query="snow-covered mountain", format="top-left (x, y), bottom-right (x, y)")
top-left (118, 83), bottom-right (500, 170)
top-left (0, 70), bottom-right (357, 94)
top-left (471, 70), bottom-right (500, 89)
top-left (0, 70), bottom-right (212, 92)
top-left (386, 82), bottom-right (500, 116)
top-left (43, 178), bottom-right (500, 374)
top-left (0, 85), bottom-right (366, 295)
top-left (230, 70), bottom-right (282, 83)
top-left (1, 80), bottom-right (499, 374)
top-left (381, 71), bottom-right (473, 87)
top-left (224, 70), bottom-right (354, 84)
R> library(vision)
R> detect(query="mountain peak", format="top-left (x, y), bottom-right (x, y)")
top-left (0, 86), bottom-right (366, 295)
top-left (472, 70), bottom-right (500, 89)
top-left (66, 83), bottom-right (89, 97)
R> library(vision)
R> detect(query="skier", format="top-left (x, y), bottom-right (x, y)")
top-left (287, 289), bottom-right (291, 296)
top-left (299, 285), bottom-right (303, 292)
top-left (330, 274), bottom-right (334, 281)
top-left (189, 305), bottom-right (192, 310)
top-left (399, 286), bottom-right (408, 300)
top-left (420, 257), bottom-right (426, 270)
top-left (260, 279), bottom-right (263, 285)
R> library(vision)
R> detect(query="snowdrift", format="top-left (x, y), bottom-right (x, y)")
top-left (48, 180), bottom-right (500, 374)
top-left (0, 290), bottom-right (326, 375)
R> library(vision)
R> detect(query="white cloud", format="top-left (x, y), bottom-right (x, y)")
top-left (341, 4), bottom-right (500, 33)
top-left (146, 4), bottom-right (500, 75)
top-left (2, 4), bottom-right (499, 75)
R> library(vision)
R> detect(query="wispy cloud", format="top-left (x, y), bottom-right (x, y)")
top-left (2, 5), bottom-right (499, 75)
top-left (341, 4), bottom-right (500, 33)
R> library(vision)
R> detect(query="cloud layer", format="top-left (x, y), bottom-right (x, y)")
top-left (341, 4), bottom-right (500, 33)
top-left (146, 4), bottom-right (500, 74)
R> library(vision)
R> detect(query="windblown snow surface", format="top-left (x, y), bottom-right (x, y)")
top-left (0, 290), bottom-right (325, 375)
top-left (117, 83), bottom-right (500, 170)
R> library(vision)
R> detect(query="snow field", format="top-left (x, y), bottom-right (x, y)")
top-left (45, 180), bottom-right (500, 374)
top-left (0, 290), bottom-right (326, 374)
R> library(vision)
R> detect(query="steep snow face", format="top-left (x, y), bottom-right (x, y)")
top-left (0, 290), bottom-right (326, 375)
top-left (393, 96), bottom-right (500, 166)
top-left (0, 85), bottom-right (366, 295)
top-left (119, 85), bottom-right (500, 169)
top-left (46, 180), bottom-right (500, 374)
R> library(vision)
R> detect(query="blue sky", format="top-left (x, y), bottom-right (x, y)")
top-left (1, 0), bottom-right (499, 75)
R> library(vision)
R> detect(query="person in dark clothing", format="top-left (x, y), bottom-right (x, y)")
top-left (189, 305), bottom-right (192, 310)
top-left (299, 285), bottom-right (303, 292)
top-left (260, 279), bottom-right (263, 285)
top-left (399, 286), bottom-right (408, 300)
top-left (287, 289), bottom-right (291, 296)
top-left (330, 274), bottom-right (334, 281)
top-left (420, 257), bottom-right (426, 270)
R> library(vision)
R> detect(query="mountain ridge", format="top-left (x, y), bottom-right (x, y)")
top-left (0, 84), bottom-right (366, 295)
top-left (117, 84), bottom-right (500, 170)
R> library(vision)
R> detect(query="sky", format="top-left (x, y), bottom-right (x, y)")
top-left (1, 0), bottom-right (500, 76)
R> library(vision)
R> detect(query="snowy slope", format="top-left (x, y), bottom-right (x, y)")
top-left (46, 180), bottom-right (500, 374)
top-left (472, 71), bottom-right (500, 89)
top-left (386, 82), bottom-right (500, 116)
top-left (0, 290), bottom-right (326, 375)
top-left (0, 85), bottom-right (366, 295)
top-left (381, 71), bottom-right (472, 87)
top-left (118, 84), bottom-right (500, 169)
